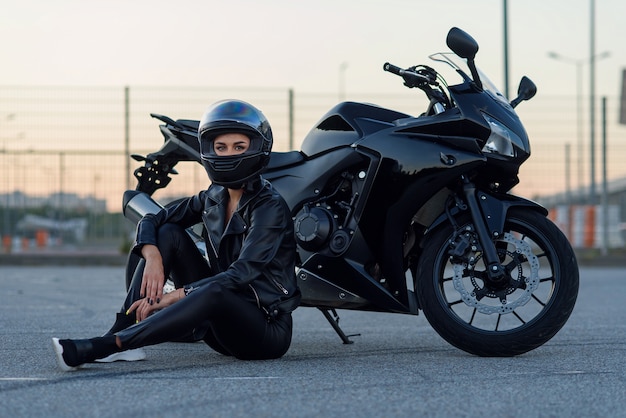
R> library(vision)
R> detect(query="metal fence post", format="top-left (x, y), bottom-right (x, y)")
top-left (125, 86), bottom-right (130, 191)
top-left (601, 96), bottom-right (608, 255)
top-left (288, 88), bottom-right (294, 150)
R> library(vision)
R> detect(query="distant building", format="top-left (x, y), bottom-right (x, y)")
top-left (0, 191), bottom-right (107, 213)
top-left (17, 214), bottom-right (87, 242)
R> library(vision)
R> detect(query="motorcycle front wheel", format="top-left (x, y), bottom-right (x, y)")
top-left (417, 208), bottom-right (579, 357)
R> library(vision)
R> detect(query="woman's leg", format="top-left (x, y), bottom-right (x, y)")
top-left (54, 225), bottom-right (218, 370)
top-left (202, 286), bottom-right (293, 360)
top-left (157, 223), bottom-right (213, 288)
top-left (53, 281), bottom-right (292, 370)
top-left (116, 281), bottom-right (292, 360)
top-left (106, 224), bottom-right (211, 335)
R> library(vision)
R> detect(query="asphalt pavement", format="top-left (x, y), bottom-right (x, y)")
top-left (0, 265), bottom-right (625, 417)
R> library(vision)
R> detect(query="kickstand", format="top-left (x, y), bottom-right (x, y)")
top-left (318, 308), bottom-right (360, 344)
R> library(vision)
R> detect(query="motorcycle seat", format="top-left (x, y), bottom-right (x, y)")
top-left (266, 151), bottom-right (305, 170)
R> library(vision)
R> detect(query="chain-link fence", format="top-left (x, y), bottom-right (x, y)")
top-left (1, 85), bottom-right (625, 254)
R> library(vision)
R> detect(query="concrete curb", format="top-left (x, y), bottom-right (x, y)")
top-left (0, 252), bottom-right (127, 266)
top-left (1, 252), bottom-right (623, 267)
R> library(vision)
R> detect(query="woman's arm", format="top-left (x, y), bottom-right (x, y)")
top-left (133, 193), bottom-right (205, 255)
top-left (132, 192), bottom-right (205, 304)
top-left (140, 244), bottom-right (165, 305)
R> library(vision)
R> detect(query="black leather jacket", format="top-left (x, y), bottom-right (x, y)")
top-left (133, 178), bottom-right (300, 315)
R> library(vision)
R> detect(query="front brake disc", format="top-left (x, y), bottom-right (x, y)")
top-left (452, 232), bottom-right (540, 314)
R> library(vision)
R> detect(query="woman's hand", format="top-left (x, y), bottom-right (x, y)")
top-left (127, 288), bottom-right (184, 322)
top-left (140, 244), bottom-right (165, 305)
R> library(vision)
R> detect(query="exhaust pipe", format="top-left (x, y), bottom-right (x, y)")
top-left (122, 190), bottom-right (164, 224)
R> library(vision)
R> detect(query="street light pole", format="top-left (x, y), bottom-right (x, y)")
top-left (503, 0), bottom-right (510, 98)
top-left (1, 114), bottom-right (17, 246)
top-left (590, 0), bottom-right (596, 204)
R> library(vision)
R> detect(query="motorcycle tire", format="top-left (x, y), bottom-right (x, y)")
top-left (417, 208), bottom-right (579, 357)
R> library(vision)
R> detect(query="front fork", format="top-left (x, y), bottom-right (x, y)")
top-left (458, 180), bottom-right (506, 282)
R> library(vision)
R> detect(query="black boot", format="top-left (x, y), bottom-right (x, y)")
top-left (51, 336), bottom-right (119, 371)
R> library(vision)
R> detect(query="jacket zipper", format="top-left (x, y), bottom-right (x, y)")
top-left (248, 284), bottom-right (261, 308)
top-left (203, 210), bottom-right (220, 268)
top-left (272, 278), bottom-right (289, 295)
top-left (207, 234), bottom-right (218, 260)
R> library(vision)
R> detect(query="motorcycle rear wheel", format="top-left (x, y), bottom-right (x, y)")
top-left (417, 208), bottom-right (579, 356)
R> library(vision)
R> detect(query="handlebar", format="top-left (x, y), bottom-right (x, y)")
top-left (383, 62), bottom-right (403, 76)
top-left (383, 62), bottom-right (430, 88)
top-left (383, 62), bottom-right (450, 115)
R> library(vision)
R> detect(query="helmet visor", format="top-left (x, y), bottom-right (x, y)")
top-left (200, 132), bottom-right (264, 160)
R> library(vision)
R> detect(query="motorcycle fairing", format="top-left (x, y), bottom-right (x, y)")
top-left (299, 253), bottom-right (409, 312)
top-left (266, 121), bottom-right (488, 310)
top-left (299, 101), bottom-right (411, 157)
top-left (264, 148), bottom-right (367, 211)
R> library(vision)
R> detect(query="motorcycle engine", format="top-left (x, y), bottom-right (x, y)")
top-left (294, 203), bottom-right (351, 255)
top-left (294, 205), bottom-right (337, 251)
top-left (294, 171), bottom-right (360, 255)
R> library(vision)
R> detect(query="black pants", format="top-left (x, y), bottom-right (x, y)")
top-left (115, 224), bottom-right (293, 360)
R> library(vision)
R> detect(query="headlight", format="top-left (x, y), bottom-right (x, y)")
top-left (481, 114), bottom-right (523, 158)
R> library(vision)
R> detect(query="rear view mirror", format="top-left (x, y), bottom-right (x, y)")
top-left (446, 27), bottom-right (479, 60)
top-left (510, 76), bottom-right (537, 108)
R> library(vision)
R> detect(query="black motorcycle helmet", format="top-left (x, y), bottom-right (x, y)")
top-left (198, 100), bottom-right (273, 188)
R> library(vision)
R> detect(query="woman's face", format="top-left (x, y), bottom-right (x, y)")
top-left (213, 133), bottom-right (250, 156)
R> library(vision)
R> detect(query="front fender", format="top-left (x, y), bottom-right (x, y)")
top-left (478, 192), bottom-right (548, 237)
top-left (427, 192), bottom-right (548, 237)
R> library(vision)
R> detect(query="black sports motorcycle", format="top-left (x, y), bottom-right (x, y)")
top-left (122, 27), bottom-right (578, 356)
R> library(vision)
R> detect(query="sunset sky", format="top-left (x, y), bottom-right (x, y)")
top-left (2, 0), bottom-right (624, 99)
top-left (2, 0), bottom-right (626, 207)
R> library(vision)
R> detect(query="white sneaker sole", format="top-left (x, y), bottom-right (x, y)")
top-left (51, 338), bottom-right (78, 372)
top-left (95, 348), bottom-right (147, 363)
